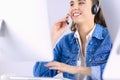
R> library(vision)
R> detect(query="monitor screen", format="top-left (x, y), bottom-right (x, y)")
top-left (0, 0), bottom-right (53, 61)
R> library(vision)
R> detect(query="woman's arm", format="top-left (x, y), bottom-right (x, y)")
top-left (33, 62), bottom-right (58, 77)
top-left (33, 35), bottom-right (66, 77)
top-left (44, 61), bottom-right (107, 80)
top-left (51, 15), bottom-right (69, 48)
top-left (45, 61), bottom-right (92, 76)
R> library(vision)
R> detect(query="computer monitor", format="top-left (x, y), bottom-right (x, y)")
top-left (99, 0), bottom-right (120, 79)
top-left (0, 0), bottom-right (53, 61)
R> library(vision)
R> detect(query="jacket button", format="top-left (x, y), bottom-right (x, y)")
top-left (89, 59), bottom-right (92, 62)
top-left (89, 42), bottom-right (92, 45)
top-left (89, 49), bottom-right (95, 52)
top-left (100, 58), bottom-right (103, 61)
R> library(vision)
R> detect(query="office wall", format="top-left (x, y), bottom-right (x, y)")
top-left (99, 0), bottom-right (120, 42)
top-left (47, 0), bottom-right (71, 40)
top-left (47, 0), bottom-right (69, 27)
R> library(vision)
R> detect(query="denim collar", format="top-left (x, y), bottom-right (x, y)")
top-left (92, 24), bottom-right (104, 40)
top-left (72, 24), bottom-right (104, 41)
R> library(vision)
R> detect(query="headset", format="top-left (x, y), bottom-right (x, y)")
top-left (92, 1), bottom-right (100, 14)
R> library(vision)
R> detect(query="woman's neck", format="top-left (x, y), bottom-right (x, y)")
top-left (77, 23), bottom-right (95, 42)
top-left (77, 23), bottom-right (95, 57)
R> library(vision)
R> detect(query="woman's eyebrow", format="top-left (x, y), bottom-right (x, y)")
top-left (78, 0), bottom-right (86, 1)
top-left (70, 1), bottom-right (74, 4)
top-left (70, 0), bottom-right (85, 4)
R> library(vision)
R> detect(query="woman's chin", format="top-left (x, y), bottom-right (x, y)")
top-left (73, 19), bottom-right (83, 23)
top-left (73, 21), bottom-right (83, 24)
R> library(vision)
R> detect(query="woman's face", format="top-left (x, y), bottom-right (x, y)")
top-left (69, 0), bottom-right (95, 24)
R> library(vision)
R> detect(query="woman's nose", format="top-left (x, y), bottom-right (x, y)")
top-left (73, 4), bottom-right (79, 10)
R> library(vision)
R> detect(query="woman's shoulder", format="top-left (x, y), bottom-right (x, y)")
top-left (63, 32), bottom-right (74, 38)
top-left (96, 24), bottom-right (108, 31)
top-left (54, 33), bottom-right (75, 50)
top-left (96, 24), bottom-right (110, 36)
top-left (58, 32), bottom-right (75, 44)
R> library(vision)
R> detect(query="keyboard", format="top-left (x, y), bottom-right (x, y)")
top-left (0, 75), bottom-right (62, 80)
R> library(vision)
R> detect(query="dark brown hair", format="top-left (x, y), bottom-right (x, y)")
top-left (70, 0), bottom-right (107, 32)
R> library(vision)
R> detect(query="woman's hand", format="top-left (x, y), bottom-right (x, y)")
top-left (45, 61), bottom-right (78, 74)
top-left (51, 15), bottom-right (69, 48)
top-left (45, 61), bottom-right (92, 76)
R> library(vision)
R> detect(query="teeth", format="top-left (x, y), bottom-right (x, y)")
top-left (73, 13), bottom-right (80, 16)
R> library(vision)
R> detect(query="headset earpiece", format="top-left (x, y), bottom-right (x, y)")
top-left (92, 4), bottom-right (99, 14)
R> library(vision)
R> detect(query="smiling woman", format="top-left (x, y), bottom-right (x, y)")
top-left (33, 0), bottom-right (112, 80)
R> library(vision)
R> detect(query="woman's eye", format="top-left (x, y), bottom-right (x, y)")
top-left (79, 2), bottom-right (85, 5)
top-left (70, 3), bottom-right (74, 6)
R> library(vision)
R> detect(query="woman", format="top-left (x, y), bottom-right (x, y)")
top-left (33, 0), bottom-right (112, 80)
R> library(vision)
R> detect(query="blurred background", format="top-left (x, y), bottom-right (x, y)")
top-left (0, 0), bottom-right (69, 77)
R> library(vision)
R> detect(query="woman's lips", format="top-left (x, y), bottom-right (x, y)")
top-left (72, 12), bottom-right (81, 17)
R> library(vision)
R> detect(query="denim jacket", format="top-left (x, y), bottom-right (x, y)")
top-left (33, 24), bottom-right (112, 80)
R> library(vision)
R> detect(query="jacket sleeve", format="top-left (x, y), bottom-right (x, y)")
top-left (90, 34), bottom-right (112, 80)
top-left (33, 62), bottom-right (57, 77)
top-left (90, 63), bottom-right (107, 80)
top-left (90, 66), bottom-right (101, 80)
top-left (33, 37), bottom-right (63, 77)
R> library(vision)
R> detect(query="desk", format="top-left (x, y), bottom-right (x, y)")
top-left (0, 73), bottom-right (70, 80)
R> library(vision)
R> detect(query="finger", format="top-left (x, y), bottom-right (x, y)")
top-left (59, 21), bottom-right (67, 28)
top-left (56, 15), bottom-right (70, 25)
top-left (49, 67), bottom-right (60, 70)
top-left (66, 13), bottom-right (70, 19)
top-left (58, 70), bottom-right (63, 73)
top-left (45, 62), bottom-right (59, 67)
top-left (65, 14), bottom-right (70, 25)
top-left (57, 19), bottom-right (68, 25)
